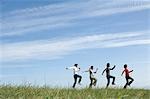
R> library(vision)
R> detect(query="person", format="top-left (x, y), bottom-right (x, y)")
top-left (66, 64), bottom-right (82, 88)
top-left (121, 64), bottom-right (134, 89)
top-left (102, 63), bottom-right (116, 88)
top-left (84, 66), bottom-right (98, 88)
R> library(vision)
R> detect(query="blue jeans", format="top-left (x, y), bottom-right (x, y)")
top-left (73, 74), bottom-right (82, 88)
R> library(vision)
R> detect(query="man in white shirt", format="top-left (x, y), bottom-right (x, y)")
top-left (66, 64), bottom-right (82, 88)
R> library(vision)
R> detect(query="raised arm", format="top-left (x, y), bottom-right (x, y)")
top-left (110, 65), bottom-right (116, 70)
top-left (94, 68), bottom-right (98, 73)
top-left (102, 68), bottom-right (106, 75)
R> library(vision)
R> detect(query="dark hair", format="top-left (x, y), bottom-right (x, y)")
top-left (124, 64), bottom-right (127, 68)
top-left (107, 63), bottom-right (110, 67)
top-left (74, 64), bottom-right (78, 67)
top-left (90, 66), bottom-right (93, 69)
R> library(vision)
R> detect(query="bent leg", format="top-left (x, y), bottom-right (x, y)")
top-left (110, 75), bottom-right (115, 85)
top-left (93, 78), bottom-right (97, 86)
top-left (128, 76), bottom-right (134, 86)
top-left (77, 75), bottom-right (82, 84)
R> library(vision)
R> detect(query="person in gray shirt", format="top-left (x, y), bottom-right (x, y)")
top-left (102, 63), bottom-right (116, 88)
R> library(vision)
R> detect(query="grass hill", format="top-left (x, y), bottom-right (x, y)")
top-left (0, 85), bottom-right (150, 99)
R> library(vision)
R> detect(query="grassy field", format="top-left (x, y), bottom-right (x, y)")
top-left (0, 85), bottom-right (150, 99)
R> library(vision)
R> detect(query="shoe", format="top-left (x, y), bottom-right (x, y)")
top-left (93, 83), bottom-right (96, 86)
top-left (112, 83), bottom-right (115, 85)
top-left (128, 84), bottom-right (130, 87)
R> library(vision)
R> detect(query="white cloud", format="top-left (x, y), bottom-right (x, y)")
top-left (0, 31), bottom-right (149, 62)
top-left (1, 0), bottom-right (150, 36)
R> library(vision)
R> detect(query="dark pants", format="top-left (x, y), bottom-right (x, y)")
top-left (124, 76), bottom-right (134, 89)
top-left (73, 74), bottom-right (82, 88)
top-left (89, 77), bottom-right (97, 88)
top-left (106, 75), bottom-right (115, 88)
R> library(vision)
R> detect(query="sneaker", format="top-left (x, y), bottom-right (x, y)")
top-left (72, 86), bottom-right (75, 88)
top-left (93, 83), bottom-right (96, 86)
top-left (128, 84), bottom-right (130, 87)
top-left (112, 83), bottom-right (115, 85)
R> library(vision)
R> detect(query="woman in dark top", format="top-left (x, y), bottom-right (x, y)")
top-left (102, 63), bottom-right (116, 88)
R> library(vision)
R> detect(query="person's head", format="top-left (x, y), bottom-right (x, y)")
top-left (74, 64), bottom-right (78, 67)
top-left (106, 63), bottom-right (110, 67)
top-left (90, 66), bottom-right (93, 69)
top-left (124, 64), bottom-right (127, 68)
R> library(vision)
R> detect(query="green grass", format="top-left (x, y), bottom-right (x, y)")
top-left (0, 85), bottom-right (150, 99)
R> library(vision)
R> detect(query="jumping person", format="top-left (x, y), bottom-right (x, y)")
top-left (102, 63), bottom-right (116, 88)
top-left (84, 66), bottom-right (98, 88)
top-left (121, 64), bottom-right (134, 89)
top-left (66, 64), bottom-right (82, 88)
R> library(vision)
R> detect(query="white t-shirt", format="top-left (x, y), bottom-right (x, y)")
top-left (89, 69), bottom-right (95, 78)
top-left (68, 66), bottom-right (80, 75)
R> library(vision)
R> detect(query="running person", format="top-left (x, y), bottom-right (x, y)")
top-left (121, 64), bottom-right (134, 89)
top-left (66, 64), bottom-right (82, 88)
top-left (84, 66), bottom-right (98, 88)
top-left (102, 63), bottom-right (116, 88)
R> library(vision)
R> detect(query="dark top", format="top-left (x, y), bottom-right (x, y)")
top-left (103, 66), bottom-right (115, 77)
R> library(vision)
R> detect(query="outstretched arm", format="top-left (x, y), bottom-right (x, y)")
top-left (129, 70), bottom-right (133, 73)
top-left (83, 70), bottom-right (89, 72)
top-left (66, 67), bottom-right (74, 70)
top-left (110, 65), bottom-right (116, 70)
top-left (102, 69), bottom-right (106, 75)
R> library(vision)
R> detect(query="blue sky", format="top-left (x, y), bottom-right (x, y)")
top-left (0, 0), bottom-right (150, 88)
